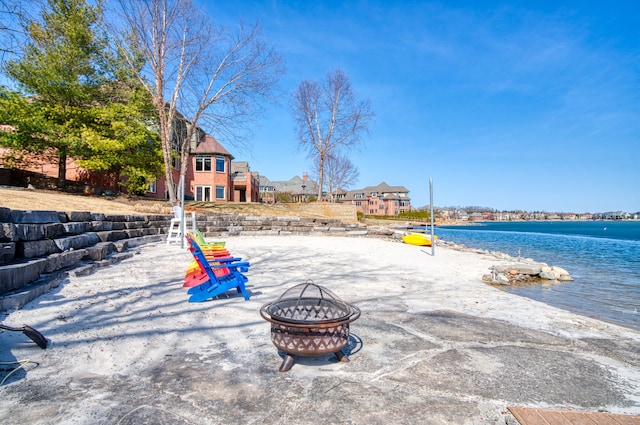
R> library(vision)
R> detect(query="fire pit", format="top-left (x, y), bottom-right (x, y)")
top-left (260, 280), bottom-right (361, 372)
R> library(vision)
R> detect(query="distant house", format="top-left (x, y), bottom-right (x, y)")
top-left (258, 176), bottom-right (277, 204)
top-left (602, 211), bottom-right (629, 220)
top-left (342, 182), bottom-right (411, 216)
top-left (331, 188), bottom-right (347, 202)
top-left (259, 173), bottom-right (319, 203)
top-left (439, 209), bottom-right (469, 221)
top-left (467, 212), bottom-right (484, 222)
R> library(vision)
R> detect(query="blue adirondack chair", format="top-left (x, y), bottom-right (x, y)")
top-left (185, 234), bottom-right (251, 303)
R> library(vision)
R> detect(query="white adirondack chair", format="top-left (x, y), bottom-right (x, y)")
top-left (166, 206), bottom-right (196, 245)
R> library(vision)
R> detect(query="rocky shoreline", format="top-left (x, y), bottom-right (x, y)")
top-left (333, 223), bottom-right (576, 287)
top-left (370, 224), bottom-right (575, 287)
top-left (435, 239), bottom-right (574, 286)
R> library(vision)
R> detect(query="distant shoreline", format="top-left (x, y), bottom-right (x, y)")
top-left (430, 218), bottom-right (640, 226)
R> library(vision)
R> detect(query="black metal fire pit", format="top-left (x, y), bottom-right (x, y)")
top-left (260, 280), bottom-right (361, 372)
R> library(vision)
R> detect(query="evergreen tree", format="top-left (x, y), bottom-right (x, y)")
top-left (0, 0), bottom-right (162, 192)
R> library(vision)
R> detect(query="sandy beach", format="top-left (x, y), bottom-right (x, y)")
top-left (1, 235), bottom-right (638, 424)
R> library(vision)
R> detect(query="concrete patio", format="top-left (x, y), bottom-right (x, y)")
top-left (1, 236), bottom-right (638, 424)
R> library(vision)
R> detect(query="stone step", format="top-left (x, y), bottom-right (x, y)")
top-left (0, 242), bottom-right (15, 264)
top-left (0, 270), bottom-right (68, 311)
top-left (0, 258), bottom-right (47, 294)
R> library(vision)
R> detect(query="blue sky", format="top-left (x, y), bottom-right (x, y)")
top-left (202, 0), bottom-right (639, 213)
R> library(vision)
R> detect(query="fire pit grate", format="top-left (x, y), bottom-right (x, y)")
top-left (260, 280), bottom-right (360, 372)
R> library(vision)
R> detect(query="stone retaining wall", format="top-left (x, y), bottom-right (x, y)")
top-left (195, 213), bottom-right (366, 237)
top-left (0, 207), bottom-right (168, 311)
top-left (0, 207), bottom-right (388, 312)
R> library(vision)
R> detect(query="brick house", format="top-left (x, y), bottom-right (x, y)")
top-left (0, 147), bottom-right (85, 188)
top-left (342, 182), bottom-right (411, 216)
top-left (148, 132), bottom-right (258, 203)
top-left (187, 133), bottom-right (233, 202)
top-left (230, 161), bottom-right (260, 202)
top-left (1, 123), bottom-right (257, 203)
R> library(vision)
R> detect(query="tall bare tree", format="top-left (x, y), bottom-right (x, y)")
top-left (112, 0), bottom-right (283, 204)
top-left (292, 68), bottom-right (373, 200)
top-left (324, 153), bottom-right (359, 202)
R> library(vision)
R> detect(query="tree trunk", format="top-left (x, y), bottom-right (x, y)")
top-left (57, 149), bottom-right (67, 189)
top-left (158, 104), bottom-right (177, 205)
top-left (317, 154), bottom-right (325, 200)
top-left (179, 124), bottom-right (193, 202)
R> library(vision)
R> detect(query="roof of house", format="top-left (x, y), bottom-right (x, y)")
top-left (193, 134), bottom-right (233, 159)
top-left (258, 176), bottom-right (273, 187)
top-left (231, 161), bottom-right (249, 173)
top-left (259, 175), bottom-right (319, 194)
top-left (342, 181), bottom-right (411, 201)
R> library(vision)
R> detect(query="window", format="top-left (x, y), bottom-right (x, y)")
top-left (195, 186), bottom-right (211, 201)
top-left (216, 156), bottom-right (225, 172)
top-left (354, 193), bottom-right (362, 199)
top-left (355, 201), bottom-right (361, 206)
top-left (148, 180), bottom-right (156, 194)
top-left (195, 155), bottom-right (212, 172)
top-left (172, 156), bottom-right (180, 170)
top-left (371, 192), bottom-right (377, 197)
top-left (369, 209), bottom-right (374, 214)
top-left (216, 185), bottom-right (225, 199)
top-left (379, 205), bottom-right (384, 210)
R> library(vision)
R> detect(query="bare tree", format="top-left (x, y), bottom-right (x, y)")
top-left (0, 0), bottom-right (39, 63)
top-left (326, 153), bottom-right (359, 201)
top-left (292, 69), bottom-right (374, 200)
top-left (319, 153), bottom-right (359, 202)
top-left (112, 0), bottom-right (283, 204)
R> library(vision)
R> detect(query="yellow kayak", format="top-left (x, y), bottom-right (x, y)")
top-left (402, 233), bottom-right (438, 246)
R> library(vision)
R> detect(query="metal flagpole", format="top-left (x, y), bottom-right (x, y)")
top-left (430, 178), bottom-right (435, 256)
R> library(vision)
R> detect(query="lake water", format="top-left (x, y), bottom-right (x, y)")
top-left (433, 221), bottom-right (640, 331)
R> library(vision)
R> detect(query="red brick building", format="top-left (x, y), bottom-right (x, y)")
top-left (342, 182), bottom-right (411, 216)
top-left (1, 130), bottom-right (259, 203)
top-left (147, 133), bottom-right (259, 203)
